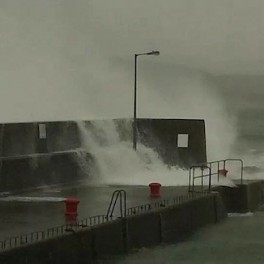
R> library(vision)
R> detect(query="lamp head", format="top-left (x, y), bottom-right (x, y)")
top-left (147, 50), bottom-right (160, 56)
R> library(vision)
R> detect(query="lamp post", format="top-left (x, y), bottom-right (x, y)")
top-left (133, 50), bottom-right (160, 150)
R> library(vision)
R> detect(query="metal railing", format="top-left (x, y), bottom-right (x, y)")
top-left (126, 192), bottom-right (207, 216)
top-left (0, 214), bottom-right (108, 251)
top-left (126, 199), bottom-right (169, 216)
top-left (189, 158), bottom-right (244, 193)
top-left (106, 189), bottom-right (127, 219)
top-left (0, 191), bottom-right (209, 252)
top-left (189, 165), bottom-right (212, 193)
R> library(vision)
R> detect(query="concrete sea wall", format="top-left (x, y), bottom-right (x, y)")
top-left (0, 152), bottom-right (90, 193)
top-left (213, 180), bottom-right (264, 213)
top-left (136, 118), bottom-right (207, 167)
top-left (0, 193), bottom-right (226, 263)
top-left (0, 118), bottom-right (207, 192)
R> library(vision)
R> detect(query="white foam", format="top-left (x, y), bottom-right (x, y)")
top-left (228, 212), bottom-right (254, 217)
top-left (76, 120), bottom-right (189, 186)
top-left (0, 196), bottom-right (66, 202)
top-left (76, 120), bottom-right (238, 188)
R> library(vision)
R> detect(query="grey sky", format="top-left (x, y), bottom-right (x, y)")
top-left (87, 0), bottom-right (264, 74)
top-left (1, 0), bottom-right (264, 75)
top-left (0, 0), bottom-right (263, 123)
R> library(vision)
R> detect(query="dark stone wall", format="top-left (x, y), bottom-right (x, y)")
top-left (1, 123), bottom-right (38, 157)
top-left (213, 192), bottom-right (228, 220)
top-left (160, 202), bottom-right (194, 242)
top-left (126, 212), bottom-right (161, 249)
top-left (0, 152), bottom-right (89, 193)
top-left (246, 181), bottom-right (264, 211)
top-left (0, 121), bottom-right (81, 157)
top-left (0, 119), bottom-right (206, 167)
top-left (92, 219), bottom-right (126, 258)
top-left (45, 121), bottom-right (81, 153)
top-left (160, 195), bottom-right (217, 243)
top-left (212, 180), bottom-right (264, 213)
top-left (0, 118), bottom-right (206, 192)
top-left (137, 118), bottom-right (207, 167)
top-left (0, 231), bottom-right (93, 264)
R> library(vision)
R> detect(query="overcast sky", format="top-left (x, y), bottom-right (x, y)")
top-left (0, 0), bottom-right (264, 122)
top-left (87, 0), bottom-right (264, 75)
top-left (1, 0), bottom-right (264, 75)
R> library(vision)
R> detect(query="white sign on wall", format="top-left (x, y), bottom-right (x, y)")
top-left (177, 134), bottom-right (189, 148)
top-left (38, 124), bottom-right (47, 139)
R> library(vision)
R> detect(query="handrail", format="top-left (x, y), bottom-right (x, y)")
top-left (106, 190), bottom-right (127, 220)
top-left (206, 159), bottom-right (244, 185)
top-left (189, 158), bottom-right (244, 193)
top-left (189, 165), bottom-right (211, 193)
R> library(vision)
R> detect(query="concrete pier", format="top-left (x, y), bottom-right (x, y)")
top-left (0, 180), bottom-right (263, 263)
top-left (0, 187), bottom-right (226, 264)
top-left (0, 185), bottom-right (190, 240)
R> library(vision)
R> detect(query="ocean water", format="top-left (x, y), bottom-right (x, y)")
top-left (112, 212), bottom-right (264, 264)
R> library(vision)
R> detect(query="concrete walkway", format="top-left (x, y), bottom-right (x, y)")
top-left (0, 184), bottom-right (190, 240)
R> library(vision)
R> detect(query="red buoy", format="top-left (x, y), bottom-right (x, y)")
top-left (149, 182), bottom-right (161, 198)
top-left (64, 197), bottom-right (80, 216)
top-left (218, 169), bottom-right (228, 177)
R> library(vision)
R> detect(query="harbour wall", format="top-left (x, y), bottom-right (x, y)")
top-left (0, 193), bottom-right (226, 263)
top-left (213, 180), bottom-right (264, 213)
top-left (0, 119), bottom-right (207, 192)
top-left (0, 152), bottom-right (88, 193)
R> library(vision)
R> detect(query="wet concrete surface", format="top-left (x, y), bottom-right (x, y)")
top-left (0, 183), bottom-right (190, 240)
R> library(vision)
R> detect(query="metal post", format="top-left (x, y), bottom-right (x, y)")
top-left (132, 51), bottom-right (159, 150)
top-left (133, 54), bottom-right (138, 150)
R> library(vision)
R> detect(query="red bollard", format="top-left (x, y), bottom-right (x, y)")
top-left (149, 182), bottom-right (161, 198)
top-left (64, 197), bottom-right (80, 216)
top-left (218, 169), bottom-right (228, 177)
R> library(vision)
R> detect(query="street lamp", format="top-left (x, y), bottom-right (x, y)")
top-left (133, 50), bottom-right (160, 150)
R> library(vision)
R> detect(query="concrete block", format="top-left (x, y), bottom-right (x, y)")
top-left (92, 219), bottom-right (126, 258)
top-left (1, 121), bottom-right (81, 158)
top-left (0, 124), bottom-right (3, 157)
top-left (137, 118), bottom-right (207, 168)
top-left (212, 193), bottom-right (228, 221)
top-left (126, 211), bottom-right (161, 250)
top-left (213, 184), bottom-right (260, 213)
top-left (0, 152), bottom-right (85, 192)
top-left (0, 156), bottom-right (34, 192)
top-left (45, 121), bottom-right (81, 153)
top-left (2, 123), bottom-right (38, 157)
top-left (190, 195), bottom-right (216, 228)
top-left (247, 181), bottom-right (264, 211)
top-left (0, 231), bottom-right (93, 264)
top-left (160, 203), bottom-right (193, 243)
top-left (160, 195), bottom-right (219, 243)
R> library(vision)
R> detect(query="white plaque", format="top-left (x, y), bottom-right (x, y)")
top-left (177, 134), bottom-right (189, 148)
top-left (39, 124), bottom-right (46, 139)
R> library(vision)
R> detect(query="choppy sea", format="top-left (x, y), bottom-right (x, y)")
top-left (112, 212), bottom-right (264, 264)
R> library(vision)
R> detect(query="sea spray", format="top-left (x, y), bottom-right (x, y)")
top-left (76, 120), bottom-right (237, 187)
top-left (76, 120), bottom-right (189, 186)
